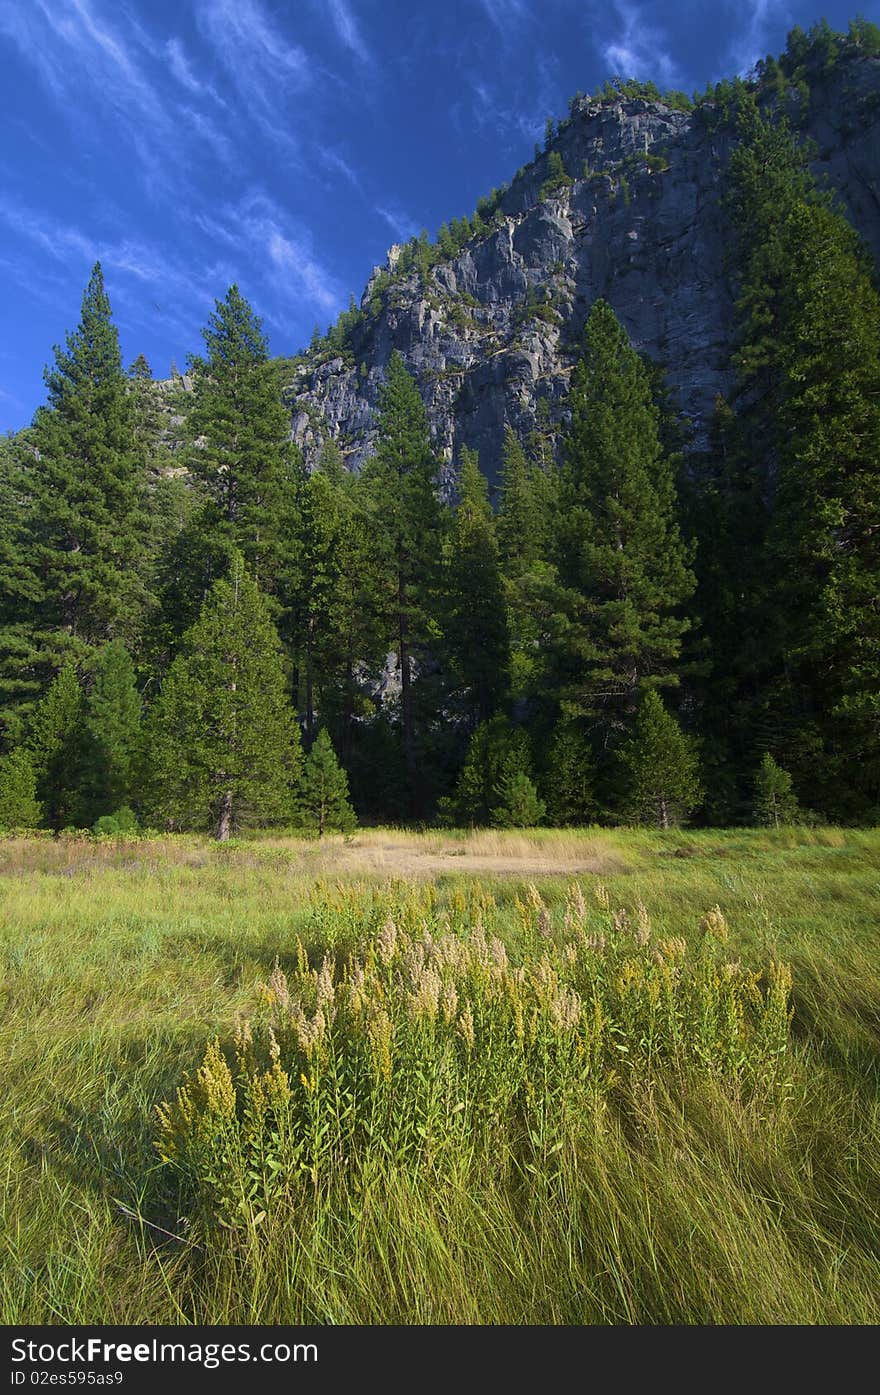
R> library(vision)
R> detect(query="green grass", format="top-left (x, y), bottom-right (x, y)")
top-left (1, 825), bottom-right (879, 1325)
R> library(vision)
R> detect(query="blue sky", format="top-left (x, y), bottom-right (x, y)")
top-left (1, 0), bottom-right (877, 432)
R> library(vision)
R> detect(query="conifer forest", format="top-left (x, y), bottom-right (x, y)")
top-left (3, 25), bottom-right (880, 841)
top-left (3, 18), bottom-right (880, 1333)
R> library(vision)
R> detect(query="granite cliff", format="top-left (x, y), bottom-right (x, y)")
top-left (285, 49), bottom-right (880, 488)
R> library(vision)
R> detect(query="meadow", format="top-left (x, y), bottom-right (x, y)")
top-left (1, 825), bottom-right (879, 1325)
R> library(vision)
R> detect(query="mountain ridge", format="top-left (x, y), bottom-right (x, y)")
top-left (283, 39), bottom-right (880, 487)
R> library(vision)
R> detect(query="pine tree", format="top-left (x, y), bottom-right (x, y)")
top-left (0, 748), bottom-right (42, 829)
top-left (681, 394), bottom-right (768, 823)
top-left (145, 556), bottom-right (302, 839)
top-left (443, 447), bottom-right (509, 724)
top-left (753, 753), bottom-right (800, 827)
top-left (619, 690), bottom-right (702, 828)
top-left (443, 715), bottom-right (532, 826)
top-left (497, 427), bottom-right (541, 576)
top-left (543, 719), bottom-right (597, 825)
top-left (497, 426), bottom-right (561, 707)
top-left (301, 728), bottom-right (356, 835)
top-left (28, 263), bottom-right (148, 655)
top-left (0, 431), bottom-right (45, 744)
top-left (728, 99), bottom-right (880, 814)
top-left (360, 352), bottom-right (444, 813)
top-left (492, 771), bottom-right (545, 828)
top-left (183, 286), bottom-right (299, 601)
top-left (27, 664), bottom-right (85, 831)
top-left (554, 301), bottom-right (694, 741)
top-left (128, 353), bottom-right (166, 468)
top-left (79, 641), bottom-right (141, 823)
top-left (283, 441), bottom-right (387, 763)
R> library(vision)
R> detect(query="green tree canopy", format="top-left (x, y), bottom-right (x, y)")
top-left (0, 748), bottom-right (42, 830)
top-left (79, 641), bottom-right (142, 824)
top-left (492, 770), bottom-right (545, 828)
top-left (27, 664), bottom-right (85, 831)
top-left (554, 300), bottom-right (694, 738)
top-left (753, 753), bottom-right (800, 827)
top-left (301, 728), bottom-right (356, 836)
top-left (183, 285), bottom-right (300, 601)
top-left (542, 718), bottom-right (597, 826)
top-left (29, 264), bottom-right (149, 655)
top-left (442, 446), bottom-right (509, 724)
top-left (145, 557), bottom-right (302, 839)
top-left (620, 690), bottom-right (702, 828)
top-left (360, 352), bottom-right (445, 813)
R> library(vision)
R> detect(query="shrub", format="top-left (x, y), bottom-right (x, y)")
top-left (753, 754), bottom-right (800, 827)
top-left (0, 748), bottom-right (42, 830)
top-left (492, 771), bottom-right (546, 827)
top-left (156, 886), bottom-right (794, 1233)
top-left (91, 805), bottom-right (139, 838)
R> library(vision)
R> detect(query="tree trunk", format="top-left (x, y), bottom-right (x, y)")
top-left (216, 789), bottom-right (233, 841)
top-left (659, 797), bottom-right (669, 830)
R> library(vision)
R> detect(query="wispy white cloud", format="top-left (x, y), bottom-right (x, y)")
top-left (185, 190), bottom-right (345, 321)
top-left (374, 204), bottom-right (420, 243)
top-left (323, 149), bottom-right (364, 193)
top-left (597, 0), bottom-right (682, 87)
top-left (0, 194), bottom-right (217, 339)
top-left (198, 0), bottom-right (310, 81)
top-left (197, 0), bottom-right (311, 156)
top-left (326, 0), bottom-right (370, 64)
top-left (0, 384), bottom-right (25, 410)
top-left (477, 0), bottom-right (533, 36)
top-left (724, 0), bottom-right (791, 76)
top-left (459, 54), bottom-right (559, 145)
top-left (0, 0), bottom-right (233, 188)
top-left (180, 107), bottom-right (236, 168)
top-left (165, 35), bottom-right (226, 105)
top-left (34, 0), bottom-right (170, 131)
top-left (267, 231), bottom-right (340, 314)
top-left (0, 1), bottom-right (69, 104)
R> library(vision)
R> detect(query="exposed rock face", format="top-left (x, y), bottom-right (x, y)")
top-left (286, 55), bottom-right (880, 489)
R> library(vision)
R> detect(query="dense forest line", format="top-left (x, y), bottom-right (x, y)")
top-left (0, 77), bottom-right (879, 839)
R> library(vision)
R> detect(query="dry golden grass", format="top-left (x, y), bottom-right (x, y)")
top-left (0, 826), bottom-right (629, 880)
top-left (257, 826), bottom-right (632, 877)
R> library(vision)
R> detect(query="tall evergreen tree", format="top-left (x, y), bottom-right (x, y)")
top-left (443, 447), bottom-right (509, 725)
top-left (27, 664), bottom-right (85, 831)
top-left (725, 98), bottom-right (880, 814)
top-left (284, 442), bottom-right (382, 747)
top-left (554, 300), bottom-right (695, 742)
top-left (682, 394), bottom-right (766, 823)
top-left (145, 557), bottom-right (302, 839)
top-left (0, 431), bottom-right (44, 744)
top-left (496, 426), bottom-right (562, 708)
top-left (79, 641), bottom-right (141, 823)
top-left (497, 427), bottom-right (540, 576)
top-left (360, 352), bottom-right (445, 813)
top-left (182, 286), bottom-right (299, 602)
top-left (492, 770), bottom-right (545, 828)
top-left (542, 718), bottom-right (598, 826)
top-left (28, 263), bottom-right (148, 656)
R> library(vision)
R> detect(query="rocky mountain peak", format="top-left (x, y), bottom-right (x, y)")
top-left (284, 49), bottom-right (880, 488)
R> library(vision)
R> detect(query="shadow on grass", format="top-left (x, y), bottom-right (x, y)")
top-left (21, 1026), bottom-right (212, 1267)
top-left (789, 960), bottom-right (880, 1099)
